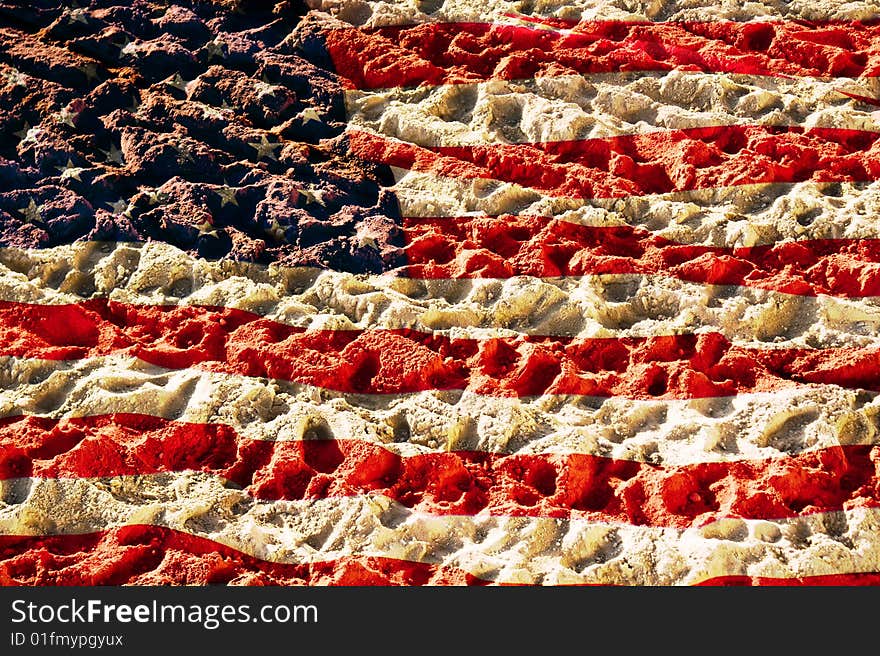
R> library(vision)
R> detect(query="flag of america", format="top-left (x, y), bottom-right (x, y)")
top-left (2, 0), bottom-right (880, 586)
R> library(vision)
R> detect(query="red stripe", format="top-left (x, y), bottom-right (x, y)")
top-left (3, 414), bottom-right (880, 527)
top-left (836, 89), bottom-right (880, 107)
top-left (7, 299), bottom-right (880, 398)
top-left (325, 20), bottom-right (880, 90)
top-left (350, 126), bottom-right (880, 199)
top-left (3, 526), bottom-right (877, 585)
top-left (0, 526), bottom-right (489, 586)
top-left (404, 216), bottom-right (880, 296)
top-left (696, 573), bottom-right (880, 586)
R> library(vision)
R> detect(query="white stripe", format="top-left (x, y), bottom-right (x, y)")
top-left (392, 166), bottom-right (880, 247)
top-left (2, 474), bottom-right (879, 585)
top-left (2, 354), bottom-right (875, 466)
top-left (5, 242), bottom-right (880, 347)
top-left (345, 73), bottom-right (880, 146)
top-left (315, 1), bottom-right (880, 28)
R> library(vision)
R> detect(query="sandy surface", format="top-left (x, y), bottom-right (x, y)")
top-left (3, 1), bottom-right (880, 585)
top-left (313, 0), bottom-right (880, 25)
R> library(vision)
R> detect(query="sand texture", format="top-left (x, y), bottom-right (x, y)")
top-left (2, 1), bottom-right (880, 585)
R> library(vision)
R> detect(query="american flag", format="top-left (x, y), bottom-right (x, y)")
top-left (2, 0), bottom-right (880, 586)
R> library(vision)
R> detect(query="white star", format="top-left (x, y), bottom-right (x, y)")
top-left (127, 92), bottom-right (142, 113)
top-left (165, 73), bottom-right (192, 92)
top-left (266, 219), bottom-right (286, 241)
top-left (204, 38), bottom-right (226, 61)
top-left (121, 40), bottom-right (140, 57)
top-left (107, 199), bottom-right (129, 215)
top-left (58, 159), bottom-right (86, 182)
top-left (357, 234), bottom-right (379, 251)
top-left (285, 33), bottom-right (303, 51)
top-left (18, 125), bottom-right (42, 146)
top-left (18, 199), bottom-right (42, 224)
top-left (196, 218), bottom-right (218, 236)
top-left (54, 106), bottom-right (78, 128)
top-left (78, 62), bottom-right (100, 82)
top-left (67, 8), bottom-right (89, 24)
top-left (301, 186), bottom-right (326, 206)
top-left (215, 186), bottom-right (238, 207)
top-left (255, 81), bottom-right (278, 99)
top-left (139, 187), bottom-right (167, 205)
top-left (247, 135), bottom-right (280, 161)
top-left (197, 102), bottom-right (225, 120)
top-left (298, 108), bottom-right (322, 125)
top-left (101, 143), bottom-right (125, 165)
top-left (12, 122), bottom-right (30, 141)
top-left (175, 140), bottom-right (196, 163)
top-left (2, 67), bottom-right (27, 87)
